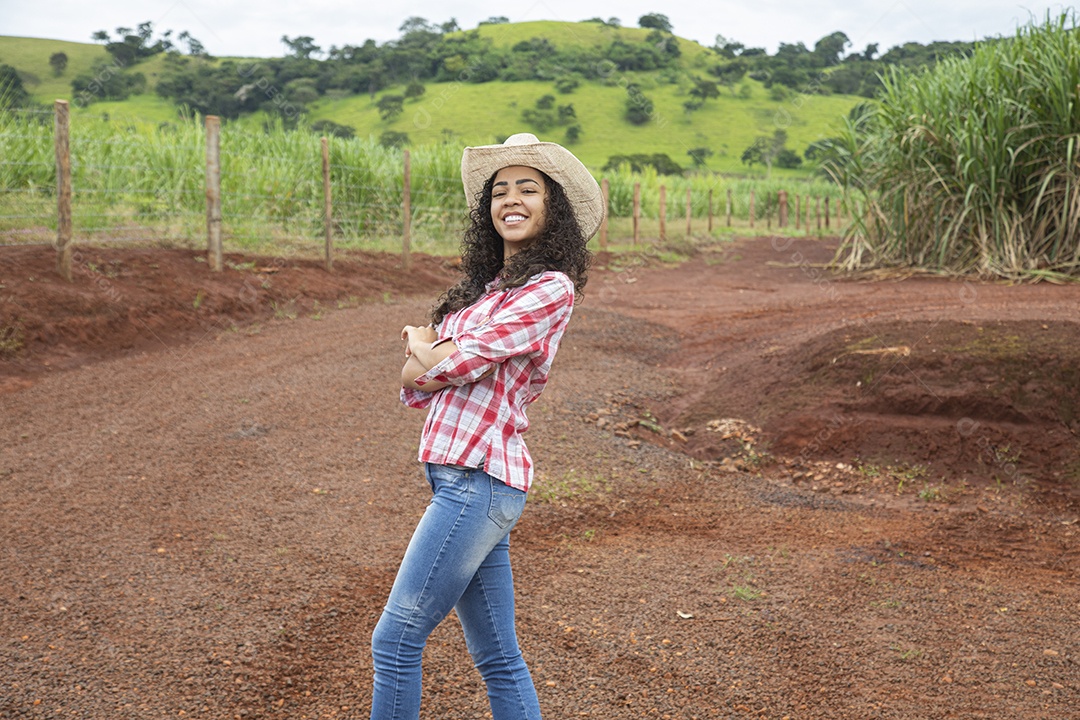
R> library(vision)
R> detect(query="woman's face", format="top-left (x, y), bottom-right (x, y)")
top-left (490, 166), bottom-right (547, 251)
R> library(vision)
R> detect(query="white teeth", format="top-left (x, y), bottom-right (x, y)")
top-left (504, 214), bottom-right (526, 223)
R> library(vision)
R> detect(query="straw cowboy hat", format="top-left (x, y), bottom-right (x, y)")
top-left (461, 133), bottom-right (606, 239)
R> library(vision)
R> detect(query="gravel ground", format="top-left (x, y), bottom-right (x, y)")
top-left (1, 237), bottom-right (1077, 719)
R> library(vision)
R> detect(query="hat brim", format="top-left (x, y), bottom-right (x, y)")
top-left (461, 134), bottom-right (606, 240)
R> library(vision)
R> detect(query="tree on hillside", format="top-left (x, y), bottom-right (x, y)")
top-left (480, 16), bottom-right (509, 25)
top-left (814, 31), bottom-right (851, 66)
top-left (177, 31), bottom-right (207, 57)
top-left (688, 147), bottom-right (714, 168)
top-left (713, 35), bottom-right (745, 58)
top-left (624, 84), bottom-right (654, 125)
top-left (638, 13), bottom-right (673, 32)
top-left (741, 129), bottom-right (792, 175)
top-left (92, 21), bottom-right (177, 65)
top-left (711, 59), bottom-right (747, 95)
top-left (71, 61), bottom-right (147, 105)
top-left (282, 36), bottom-right (321, 59)
top-left (0, 65), bottom-right (31, 109)
top-left (49, 52), bottom-right (69, 76)
top-left (376, 94), bottom-right (404, 121)
top-left (399, 17), bottom-right (437, 35)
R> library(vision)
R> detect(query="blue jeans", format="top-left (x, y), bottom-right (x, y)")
top-left (370, 463), bottom-right (541, 720)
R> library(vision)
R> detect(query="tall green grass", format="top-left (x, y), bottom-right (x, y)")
top-left (831, 12), bottom-right (1080, 279)
top-left (0, 108), bottom-right (843, 255)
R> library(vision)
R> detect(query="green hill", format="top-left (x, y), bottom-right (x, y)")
top-left (310, 77), bottom-right (858, 173)
top-left (468, 20), bottom-right (713, 68)
top-left (1, 25), bottom-right (864, 174)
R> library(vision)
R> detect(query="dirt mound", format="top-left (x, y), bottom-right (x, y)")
top-left (0, 245), bottom-right (459, 390)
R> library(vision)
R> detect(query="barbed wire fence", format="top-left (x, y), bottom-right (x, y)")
top-left (0, 102), bottom-right (848, 279)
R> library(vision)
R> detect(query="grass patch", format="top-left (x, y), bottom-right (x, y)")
top-left (532, 469), bottom-right (610, 504)
top-left (0, 323), bottom-right (24, 356)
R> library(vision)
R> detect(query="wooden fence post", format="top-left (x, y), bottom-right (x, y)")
top-left (795, 194), bottom-right (801, 230)
top-left (815, 197), bottom-right (822, 232)
top-left (402, 149), bottom-right (411, 269)
top-left (708, 189), bottom-right (714, 233)
top-left (54, 100), bottom-right (73, 281)
top-left (600, 178), bottom-right (609, 252)
top-left (778, 190), bottom-right (788, 228)
top-left (205, 115), bottom-right (222, 272)
top-left (726, 188), bottom-right (732, 227)
top-left (685, 187), bottom-right (692, 238)
top-left (805, 196), bottom-right (810, 231)
top-left (658, 185), bottom-right (667, 242)
top-left (321, 137), bottom-right (333, 271)
top-left (632, 182), bottom-right (641, 245)
top-left (824, 195), bottom-right (831, 230)
top-left (749, 190), bottom-right (755, 229)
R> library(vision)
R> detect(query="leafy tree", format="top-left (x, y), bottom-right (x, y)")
top-left (310, 119), bottom-right (355, 139)
top-left (376, 94), bottom-right (404, 121)
top-left (741, 129), bottom-right (790, 175)
top-left (404, 81), bottom-right (426, 100)
top-left (564, 124), bottom-right (582, 144)
top-left (689, 77), bottom-right (719, 102)
top-left (156, 57), bottom-right (264, 118)
top-left (646, 30), bottom-right (680, 60)
top-left (713, 35), bottom-right (745, 58)
top-left (775, 148), bottom-right (802, 169)
top-left (624, 84), bottom-right (654, 125)
top-left (94, 21), bottom-right (175, 65)
top-left (399, 17), bottom-right (436, 35)
top-left (177, 31), bottom-right (207, 57)
top-left (554, 76), bottom-right (580, 94)
top-left (603, 153), bottom-right (682, 175)
top-left (814, 31), bottom-right (851, 66)
top-left (479, 16), bottom-right (509, 25)
top-left (49, 52), bottom-right (69, 76)
top-left (282, 36), bottom-right (321, 59)
top-left (379, 130), bottom-right (410, 148)
top-left (71, 61), bottom-right (147, 104)
top-left (0, 65), bottom-right (31, 109)
top-left (688, 147), bottom-right (714, 167)
top-left (536, 94), bottom-right (555, 109)
top-left (711, 59), bottom-right (747, 95)
top-left (638, 13), bottom-right (673, 32)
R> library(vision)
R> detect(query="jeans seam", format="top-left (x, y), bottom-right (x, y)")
top-left (388, 481), bottom-right (473, 717)
top-left (474, 569), bottom-right (533, 719)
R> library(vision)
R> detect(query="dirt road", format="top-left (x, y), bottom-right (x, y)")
top-left (1, 237), bottom-right (1077, 718)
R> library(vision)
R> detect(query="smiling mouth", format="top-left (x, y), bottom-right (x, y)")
top-left (502, 214), bottom-right (528, 224)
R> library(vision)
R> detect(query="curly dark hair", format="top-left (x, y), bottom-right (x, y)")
top-left (430, 170), bottom-right (592, 326)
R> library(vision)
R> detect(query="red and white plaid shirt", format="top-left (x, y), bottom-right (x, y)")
top-left (400, 271), bottom-right (575, 492)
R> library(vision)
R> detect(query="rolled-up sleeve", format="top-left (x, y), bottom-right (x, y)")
top-left (400, 386), bottom-right (434, 408)
top-left (414, 273), bottom-right (574, 388)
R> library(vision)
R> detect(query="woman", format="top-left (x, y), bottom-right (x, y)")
top-left (370, 133), bottom-right (604, 720)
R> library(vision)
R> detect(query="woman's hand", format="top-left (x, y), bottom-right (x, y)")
top-left (401, 325), bottom-right (439, 359)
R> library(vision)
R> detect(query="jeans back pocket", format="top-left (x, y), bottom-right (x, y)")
top-left (487, 479), bottom-right (527, 530)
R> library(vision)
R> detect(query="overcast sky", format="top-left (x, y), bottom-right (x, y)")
top-left (2, 0), bottom-right (1068, 58)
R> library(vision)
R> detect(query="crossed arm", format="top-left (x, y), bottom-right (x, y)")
top-left (401, 323), bottom-right (501, 392)
top-left (400, 325), bottom-right (454, 392)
